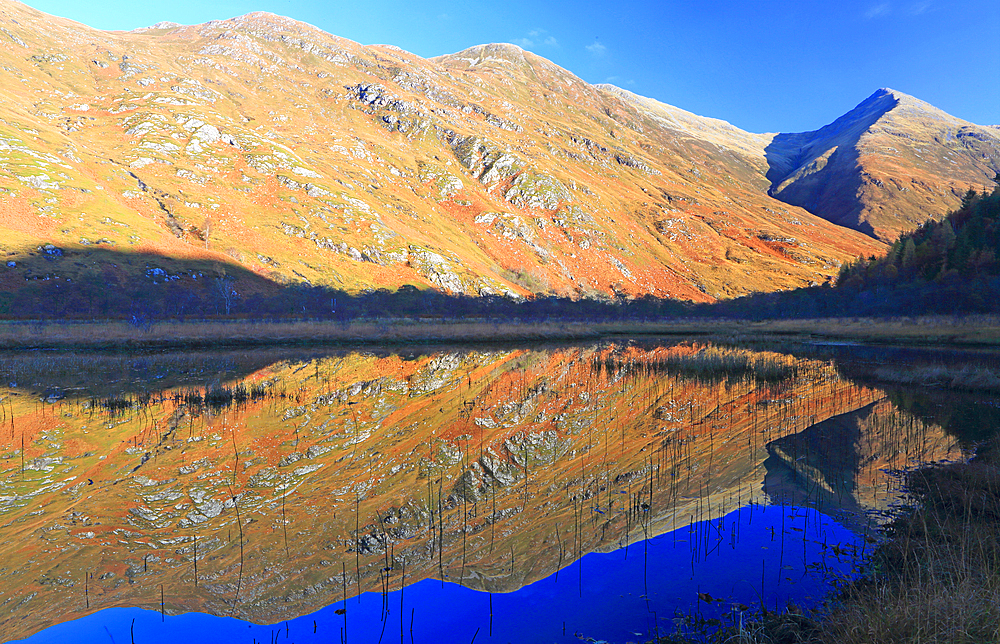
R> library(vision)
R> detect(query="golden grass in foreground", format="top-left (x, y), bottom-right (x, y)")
top-left (729, 315), bottom-right (1000, 346)
top-left (814, 444), bottom-right (1000, 644)
top-left (2, 315), bottom-right (1000, 349)
top-left (0, 319), bottom-right (665, 349)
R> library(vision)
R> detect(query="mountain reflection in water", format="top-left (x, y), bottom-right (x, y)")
top-left (0, 342), bottom-right (967, 642)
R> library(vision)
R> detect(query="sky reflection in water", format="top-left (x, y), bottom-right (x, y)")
top-left (21, 504), bottom-right (861, 644)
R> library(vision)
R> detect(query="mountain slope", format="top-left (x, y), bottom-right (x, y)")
top-left (606, 86), bottom-right (1000, 243)
top-left (0, 0), bottom-right (891, 307)
top-left (3, 0), bottom-right (992, 308)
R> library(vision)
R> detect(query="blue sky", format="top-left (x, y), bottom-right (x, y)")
top-left (24, 0), bottom-right (1000, 133)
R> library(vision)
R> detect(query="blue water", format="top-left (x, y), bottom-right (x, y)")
top-left (17, 505), bottom-right (862, 644)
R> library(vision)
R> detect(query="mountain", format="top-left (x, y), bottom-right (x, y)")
top-left (604, 86), bottom-right (1000, 243)
top-left (0, 0), bottom-right (992, 311)
top-left (765, 89), bottom-right (1000, 241)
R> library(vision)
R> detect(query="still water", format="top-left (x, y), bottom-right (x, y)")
top-left (0, 341), bottom-right (985, 643)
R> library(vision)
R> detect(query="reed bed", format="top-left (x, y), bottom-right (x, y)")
top-left (871, 363), bottom-right (1000, 392)
top-left (723, 315), bottom-right (1000, 347)
top-left (815, 449), bottom-right (1000, 644)
top-left (2, 315), bottom-right (1000, 350)
top-left (178, 382), bottom-right (272, 409)
top-left (658, 438), bottom-right (1000, 644)
top-left (0, 319), bottom-right (658, 349)
top-left (95, 383), bottom-right (274, 417)
top-left (594, 345), bottom-right (799, 384)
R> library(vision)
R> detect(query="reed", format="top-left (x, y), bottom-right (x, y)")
top-left (3, 315), bottom-right (1000, 350)
top-left (655, 438), bottom-right (1000, 644)
top-left (594, 346), bottom-right (798, 385)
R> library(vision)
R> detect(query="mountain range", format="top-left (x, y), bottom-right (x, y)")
top-left (0, 0), bottom-right (997, 307)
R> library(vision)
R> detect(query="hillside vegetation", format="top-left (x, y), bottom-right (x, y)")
top-left (834, 181), bottom-right (1000, 311)
top-left (1, 0), bottom-right (997, 315)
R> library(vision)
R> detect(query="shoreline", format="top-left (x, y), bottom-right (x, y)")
top-left (0, 315), bottom-right (998, 351)
top-left (664, 443), bottom-right (1000, 644)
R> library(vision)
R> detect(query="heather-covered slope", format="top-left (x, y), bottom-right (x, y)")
top-left (0, 0), bottom-right (994, 310)
top-left (0, 0), bottom-right (886, 307)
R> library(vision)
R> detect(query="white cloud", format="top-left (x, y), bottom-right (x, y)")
top-left (909, 1), bottom-right (932, 14)
top-left (586, 41), bottom-right (607, 57)
top-left (512, 28), bottom-right (559, 49)
top-left (865, 2), bottom-right (891, 18)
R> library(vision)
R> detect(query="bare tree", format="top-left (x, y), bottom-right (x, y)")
top-left (214, 276), bottom-right (237, 315)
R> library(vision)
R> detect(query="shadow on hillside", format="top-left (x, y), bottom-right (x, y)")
top-left (765, 139), bottom-right (867, 229)
top-left (4, 200), bottom-right (1000, 327)
top-left (764, 91), bottom-right (898, 232)
top-left (0, 244), bottom-right (693, 322)
top-left (0, 245), bottom-right (282, 320)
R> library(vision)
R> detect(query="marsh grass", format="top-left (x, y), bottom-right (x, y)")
top-left (815, 450), bottom-right (1000, 644)
top-left (93, 383), bottom-right (272, 417)
top-left (595, 346), bottom-right (798, 384)
top-left (722, 315), bottom-right (1000, 347)
top-left (4, 315), bottom-right (1000, 350)
top-left (657, 440), bottom-right (1000, 644)
top-left (178, 383), bottom-right (272, 410)
top-left (98, 392), bottom-right (152, 415)
top-left (0, 319), bottom-right (645, 349)
top-left (871, 363), bottom-right (1000, 392)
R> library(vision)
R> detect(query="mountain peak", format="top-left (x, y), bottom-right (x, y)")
top-left (213, 10), bottom-right (326, 37)
top-left (870, 87), bottom-right (965, 124)
top-left (434, 43), bottom-right (529, 68)
top-left (873, 87), bottom-right (903, 98)
top-left (763, 86), bottom-right (996, 240)
top-left (130, 21), bottom-right (182, 33)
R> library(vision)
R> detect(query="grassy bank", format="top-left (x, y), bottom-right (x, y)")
top-left (718, 315), bottom-right (1000, 347)
top-left (658, 437), bottom-right (1000, 644)
top-left (816, 448), bottom-right (1000, 643)
top-left (0, 318), bottom-right (669, 350)
top-left (1, 315), bottom-right (1000, 350)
